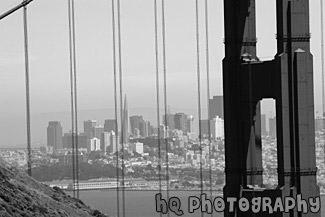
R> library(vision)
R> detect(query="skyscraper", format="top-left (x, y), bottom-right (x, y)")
top-left (47, 121), bottom-right (63, 152)
top-left (174, 113), bottom-right (187, 132)
top-left (109, 131), bottom-right (120, 154)
top-left (101, 132), bottom-right (110, 154)
top-left (122, 95), bottom-right (130, 143)
top-left (163, 113), bottom-right (175, 130)
top-left (211, 116), bottom-right (224, 140)
top-left (209, 95), bottom-right (224, 119)
top-left (130, 115), bottom-right (143, 134)
top-left (93, 125), bottom-right (104, 139)
top-left (187, 115), bottom-right (194, 132)
top-left (104, 119), bottom-right (116, 132)
top-left (84, 120), bottom-right (97, 139)
top-left (89, 137), bottom-right (101, 152)
top-left (140, 119), bottom-right (150, 138)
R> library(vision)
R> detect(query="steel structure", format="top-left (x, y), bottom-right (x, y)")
top-left (223, 0), bottom-right (320, 216)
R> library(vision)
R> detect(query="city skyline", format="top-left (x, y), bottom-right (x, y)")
top-left (0, 95), bottom-right (281, 148)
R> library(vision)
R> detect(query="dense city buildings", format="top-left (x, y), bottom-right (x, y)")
top-left (47, 121), bottom-right (63, 153)
top-left (130, 142), bottom-right (144, 154)
top-left (3, 115), bottom-right (325, 194)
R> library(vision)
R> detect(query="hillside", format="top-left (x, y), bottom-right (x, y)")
top-left (0, 158), bottom-right (109, 217)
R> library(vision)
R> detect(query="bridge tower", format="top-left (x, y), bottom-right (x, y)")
top-left (223, 0), bottom-right (320, 216)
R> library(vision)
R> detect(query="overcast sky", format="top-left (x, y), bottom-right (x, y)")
top-left (0, 0), bottom-right (324, 145)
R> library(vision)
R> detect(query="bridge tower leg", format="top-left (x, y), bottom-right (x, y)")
top-left (223, 0), bottom-right (320, 216)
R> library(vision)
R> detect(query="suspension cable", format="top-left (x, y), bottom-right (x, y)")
top-left (321, 0), bottom-right (325, 118)
top-left (68, 0), bottom-right (79, 198)
top-left (23, 0), bottom-right (32, 177)
top-left (154, 1), bottom-right (163, 215)
top-left (161, 1), bottom-right (170, 216)
top-left (67, 0), bottom-right (75, 198)
top-left (116, 0), bottom-right (126, 216)
top-left (194, 1), bottom-right (204, 214)
top-left (204, 0), bottom-right (213, 215)
top-left (111, 0), bottom-right (120, 216)
top-left (71, 0), bottom-right (80, 199)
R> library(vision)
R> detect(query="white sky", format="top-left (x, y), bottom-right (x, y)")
top-left (0, 0), bottom-right (324, 145)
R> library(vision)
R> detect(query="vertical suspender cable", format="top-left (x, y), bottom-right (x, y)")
top-left (195, 1), bottom-right (203, 214)
top-left (23, 0), bottom-right (32, 177)
top-left (204, 0), bottom-right (213, 215)
top-left (321, 0), bottom-right (325, 118)
top-left (70, 0), bottom-right (80, 199)
top-left (111, 0), bottom-right (120, 216)
top-left (161, 1), bottom-right (170, 216)
top-left (67, 0), bottom-right (76, 198)
top-left (154, 1), bottom-right (163, 215)
top-left (116, 0), bottom-right (126, 216)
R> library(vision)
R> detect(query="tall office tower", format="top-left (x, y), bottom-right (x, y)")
top-left (62, 133), bottom-right (88, 149)
top-left (211, 116), bottom-right (224, 140)
top-left (89, 137), bottom-right (101, 152)
top-left (84, 120), bottom-right (97, 139)
top-left (163, 113), bottom-right (175, 130)
top-left (187, 115), bottom-right (194, 132)
top-left (122, 95), bottom-right (130, 143)
top-left (140, 119), bottom-right (150, 138)
top-left (261, 114), bottom-right (266, 136)
top-left (47, 121), bottom-right (63, 153)
top-left (93, 125), bottom-right (104, 139)
top-left (104, 119), bottom-right (116, 132)
top-left (109, 131), bottom-right (120, 154)
top-left (101, 132), bottom-right (110, 154)
top-left (130, 115), bottom-right (143, 134)
top-left (174, 113), bottom-right (187, 132)
top-left (209, 95), bottom-right (224, 120)
top-left (269, 116), bottom-right (276, 138)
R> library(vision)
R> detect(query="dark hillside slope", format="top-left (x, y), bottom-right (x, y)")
top-left (0, 158), bottom-right (109, 217)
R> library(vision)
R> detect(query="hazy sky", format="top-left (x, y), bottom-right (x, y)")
top-left (0, 0), bottom-right (324, 145)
